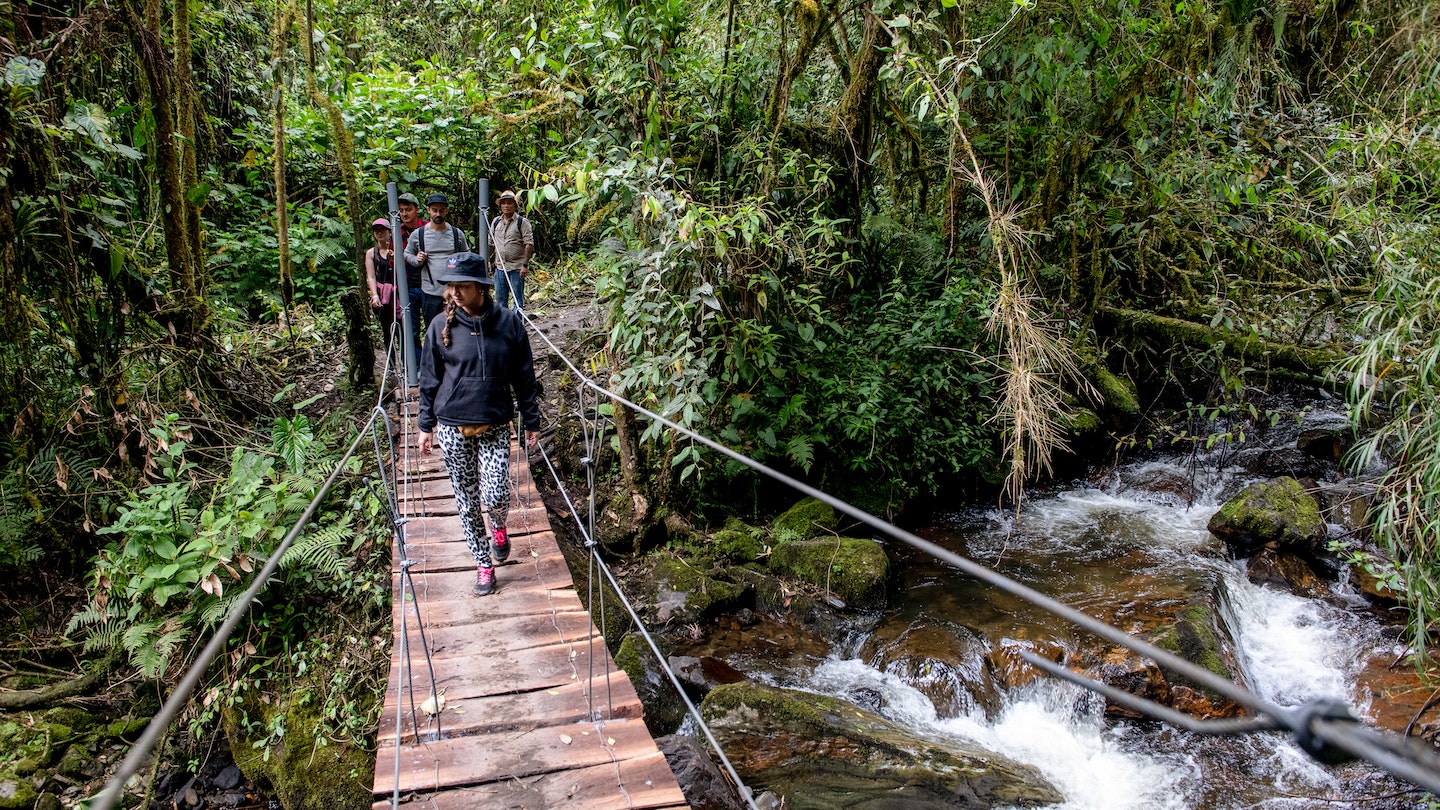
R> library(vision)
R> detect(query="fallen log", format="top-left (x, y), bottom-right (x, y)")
top-left (1097, 307), bottom-right (1341, 375)
top-left (0, 655), bottom-right (112, 710)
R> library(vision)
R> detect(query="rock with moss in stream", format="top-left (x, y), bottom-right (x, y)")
top-left (224, 686), bottom-right (373, 810)
top-left (1207, 476), bottom-right (1325, 554)
top-left (616, 633), bottom-right (687, 735)
top-left (648, 555), bottom-right (749, 625)
top-left (1089, 598), bottom-right (1244, 721)
top-left (771, 497), bottom-right (838, 541)
top-left (859, 620), bottom-right (1001, 719)
top-left (768, 536), bottom-right (888, 610)
top-left (699, 682), bottom-right (1062, 808)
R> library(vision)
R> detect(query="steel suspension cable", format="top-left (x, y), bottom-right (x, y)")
top-left (515, 309), bottom-right (1440, 796)
top-left (93, 404), bottom-right (390, 810)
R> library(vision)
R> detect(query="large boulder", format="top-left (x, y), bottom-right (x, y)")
top-left (700, 682), bottom-right (1063, 808)
top-left (1246, 547), bottom-right (1325, 597)
top-left (771, 497), bottom-right (838, 540)
top-left (768, 537), bottom-right (888, 609)
top-left (1207, 476), bottom-right (1325, 553)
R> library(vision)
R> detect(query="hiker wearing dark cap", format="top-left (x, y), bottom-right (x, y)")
top-left (365, 218), bottom-right (399, 351)
top-left (416, 252), bottom-right (541, 597)
top-left (397, 192), bottom-right (428, 350)
top-left (490, 190), bottom-right (534, 310)
top-left (403, 192), bottom-right (471, 338)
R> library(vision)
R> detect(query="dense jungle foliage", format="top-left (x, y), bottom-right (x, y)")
top-left (1, 0), bottom-right (1439, 799)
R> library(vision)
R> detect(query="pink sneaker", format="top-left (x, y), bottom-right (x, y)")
top-left (492, 526), bottom-right (510, 563)
top-left (473, 565), bottom-right (496, 596)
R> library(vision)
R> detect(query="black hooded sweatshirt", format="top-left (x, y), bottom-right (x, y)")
top-left (417, 301), bottom-right (541, 433)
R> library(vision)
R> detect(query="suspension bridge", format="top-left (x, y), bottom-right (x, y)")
top-left (371, 408), bottom-right (687, 808)
top-left (89, 181), bottom-right (1440, 809)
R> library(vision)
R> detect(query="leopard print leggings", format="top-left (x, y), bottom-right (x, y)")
top-left (434, 423), bottom-right (512, 567)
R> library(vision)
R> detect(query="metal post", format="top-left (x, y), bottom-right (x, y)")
top-left (387, 182), bottom-right (419, 386)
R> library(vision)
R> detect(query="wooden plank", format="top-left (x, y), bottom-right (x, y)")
top-left (394, 537), bottom-right (567, 576)
top-left (374, 717), bottom-right (670, 794)
top-left (378, 674), bottom-right (645, 745)
top-left (395, 610), bottom-right (599, 662)
top-left (401, 516), bottom-right (553, 545)
top-left (393, 581), bottom-right (585, 626)
top-left (372, 751), bottom-right (688, 809)
top-left (380, 639), bottom-right (598, 707)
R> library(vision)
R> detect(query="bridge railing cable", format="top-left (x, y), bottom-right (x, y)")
top-left (92, 323), bottom-right (444, 810)
top-left (514, 308), bottom-right (1440, 797)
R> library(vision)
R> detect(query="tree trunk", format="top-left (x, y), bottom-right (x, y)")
top-left (833, 6), bottom-right (886, 238)
top-left (272, 0), bottom-right (295, 309)
top-left (303, 0), bottom-right (373, 389)
top-left (173, 0), bottom-right (205, 280)
top-left (121, 0), bottom-right (207, 346)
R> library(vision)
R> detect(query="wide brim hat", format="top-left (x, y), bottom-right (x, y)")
top-left (436, 252), bottom-right (494, 285)
top-left (497, 190), bottom-right (518, 203)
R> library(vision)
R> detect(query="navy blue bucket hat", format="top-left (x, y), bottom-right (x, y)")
top-left (437, 252), bottom-right (493, 285)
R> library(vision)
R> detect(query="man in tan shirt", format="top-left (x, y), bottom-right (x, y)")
top-left (490, 190), bottom-right (535, 310)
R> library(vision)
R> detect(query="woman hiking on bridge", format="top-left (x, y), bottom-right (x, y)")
top-left (417, 252), bottom-right (541, 596)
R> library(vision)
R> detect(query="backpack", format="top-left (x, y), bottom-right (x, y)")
top-left (417, 224), bottom-right (464, 253)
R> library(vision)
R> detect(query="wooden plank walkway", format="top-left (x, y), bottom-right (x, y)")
top-left (372, 429), bottom-right (688, 809)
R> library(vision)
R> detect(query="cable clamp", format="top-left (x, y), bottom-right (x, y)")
top-left (400, 559), bottom-right (417, 570)
top-left (394, 517), bottom-right (411, 526)
top-left (1291, 698), bottom-right (1360, 765)
top-left (581, 456), bottom-right (594, 466)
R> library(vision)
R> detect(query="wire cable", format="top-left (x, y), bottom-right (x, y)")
top-left (515, 307), bottom-right (1440, 797)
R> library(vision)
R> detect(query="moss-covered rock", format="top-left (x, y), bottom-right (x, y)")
top-left (712, 527), bottom-right (763, 563)
top-left (616, 633), bottom-right (686, 735)
top-left (1067, 407), bottom-right (1104, 434)
top-left (768, 537), bottom-right (888, 609)
top-left (648, 555), bottom-right (748, 624)
top-left (225, 685), bottom-right (373, 810)
top-left (0, 777), bottom-right (37, 810)
top-left (1149, 602), bottom-right (1232, 682)
top-left (54, 744), bottom-right (94, 780)
top-left (771, 498), bottom-right (838, 540)
top-left (1094, 368), bottom-right (1139, 414)
top-left (1207, 476), bottom-right (1325, 553)
top-left (700, 682), bottom-right (1062, 808)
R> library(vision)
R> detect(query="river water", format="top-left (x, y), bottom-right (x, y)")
top-left (693, 451), bottom-right (1426, 808)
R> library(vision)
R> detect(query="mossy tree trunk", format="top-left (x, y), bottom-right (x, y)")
top-left (302, 0), bottom-right (373, 388)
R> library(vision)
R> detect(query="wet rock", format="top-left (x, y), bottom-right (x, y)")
top-left (1246, 547), bottom-right (1326, 597)
top-left (669, 655), bottom-right (746, 695)
top-left (1207, 476), bottom-right (1325, 554)
top-left (648, 555), bottom-right (749, 624)
top-left (987, 641), bottom-right (1066, 691)
top-left (1232, 447), bottom-right (1333, 482)
top-left (771, 497), bottom-right (838, 540)
top-left (1319, 483), bottom-right (1374, 535)
top-left (658, 734), bottom-right (747, 810)
top-left (1352, 563), bottom-right (1403, 605)
top-left (1297, 412), bottom-right (1354, 460)
top-left (616, 633), bottom-right (686, 734)
top-left (860, 620), bottom-right (1001, 719)
top-left (768, 537), bottom-right (888, 610)
top-left (1149, 601), bottom-right (1236, 684)
top-left (33, 793), bottom-right (61, 810)
top-left (700, 682), bottom-right (1063, 808)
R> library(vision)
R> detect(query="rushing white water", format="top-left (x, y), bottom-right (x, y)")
top-left (808, 657), bottom-right (1196, 810)
top-left (787, 456), bottom-right (1404, 808)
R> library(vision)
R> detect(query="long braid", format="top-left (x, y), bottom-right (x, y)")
top-left (442, 292), bottom-right (458, 347)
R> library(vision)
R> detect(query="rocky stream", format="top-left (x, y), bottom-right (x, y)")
top-left (619, 403), bottom-right (1438, 810)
